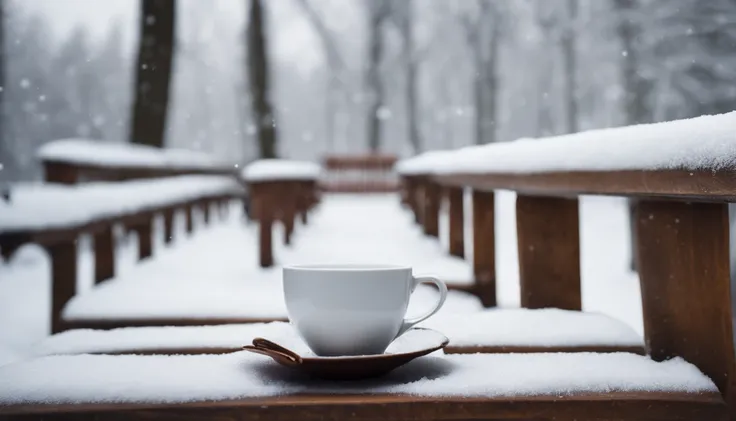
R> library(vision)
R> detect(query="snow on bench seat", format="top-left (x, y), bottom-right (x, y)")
top-left (422, 308), bottom-right (643, 353)
top-left (242, 159), bottom-right (321, 182)
top-left (60, 274), bottom-right (482, 325)
top-left (0, 176), bottom-right (243, 232)
top-left (37, 311), bottom-right (641, 357)
top-left (0, 350), bottom-right (717, 406)
top-left (38, 139), bottom-right (230, 169)
top-left (397, 111), bottom-right (736, 175)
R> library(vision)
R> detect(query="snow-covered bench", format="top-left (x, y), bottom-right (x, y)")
top-left (30, 310), bottom-right (644, 357)
top-left (241, 159), bottom-right (321, 267)
top-left (397, 111), bottom-right (736, 412)
top-left (0, 328), bottom-right (721, 420)
top-left (321, 153), bottom-right (400, 193)
top-left (38, 139), bottom-right (236, 184)
top-left (0, 176), bottom-right (245, 333)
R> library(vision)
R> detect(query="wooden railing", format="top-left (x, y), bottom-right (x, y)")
top-left (38, 139), bottom-right (237, 184)
top-left (0, 177), bottom-right (245, 333)
top-left (397, 112), bottom-right (736, 414)
top-left (320, 154), bottom-right (399, 193)
top-left (241, 160), bottom-right (321, 267)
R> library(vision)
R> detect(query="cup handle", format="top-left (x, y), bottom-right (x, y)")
top-left (395, 276), bottom-right (448, 338)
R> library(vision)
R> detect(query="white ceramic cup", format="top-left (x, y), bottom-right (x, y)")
top-left (283, 264), bottom-right (448, 356)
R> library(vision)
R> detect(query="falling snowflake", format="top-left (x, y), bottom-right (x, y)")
top-left (146, 15), bottom-right (156, 25)
top-left (19, 79), bottom-right (31, 89)
top-left (377, 106), bottom-right (392, 120)
top-left (38, 95), bottom-right (46, 102)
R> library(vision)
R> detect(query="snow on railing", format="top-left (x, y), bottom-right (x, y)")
top-left (38, 139), bottom-right (232, 170)
top-left (241, 159), bottom-right (321, 182)
top-left (397, 111), bottom-right (736, 175)
top-left (0, 175), bottom-right (244, 232)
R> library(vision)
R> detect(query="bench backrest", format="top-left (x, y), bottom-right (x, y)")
top-left (321, 154), bottom-right (399, 193)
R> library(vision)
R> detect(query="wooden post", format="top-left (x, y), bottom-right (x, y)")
top-left (251, 183), bottom-right (274, 268)
top-left (423, 180), bottom-right (440, 237)
top-left (219, 199), bottom-right (229, 220)
top-left (43, 161), bottom-right (80, 185)
top-left (185, 204), bottom-right (194, 234)
top-left (202, 200), bottom-right (211, 225)
top-left (282, 184), bottom-right (295, 246)
top-left (135, 217), bottom-right (153, 260)
top-left (93, 225), bottom-right (115, 284)
top-left (472, 190), bottom-right (496, 307)
top-left (636, 200), bottom-right (736, 411)
top-left (49, 241), bottom-right (77, 334)
top-left (297, 182), bottom-right (309, 225)
top-left (414, 179), bottom-right (425, 225)
top-left (516, 195), bottom-right (581, 310)
top-left (162, 207), bottom-right (175, 245)
top-left (448, 186), bottom-right (465, 258)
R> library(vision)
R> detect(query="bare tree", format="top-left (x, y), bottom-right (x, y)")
top-left (294, 0), bottom-right (347, 151)
top-left (130, 0), bottom-right (176, 148)
top-left (612, 0), bottom-right (652, 126)
top-left (479, 1), bottom-right (502, 144)
top-left (0, 0), bottom-right (9, 195)
top-left (391, 0), bottom-right (421, 153)
top-left (534, 2), bottom-right (557, 137)
top-left (365, 0), bottom-right (391, 152)
top-left (458, 4), bottom-right (484, 145)
top-left (247, 0), bottom-right (278, 159)
top-left (561, 0), bottom-right (578, 133)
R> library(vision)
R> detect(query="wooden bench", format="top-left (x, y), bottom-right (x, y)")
top-left (0, 176), bottom-right (246, 333)
top-left (28, 309), bottom-right (644, 356)
top-left (38, 139), bottom-right (236, 184)
top-left (394, 111), bottom-right (736, 417)
top-left (241, 159), bottom-right (322, 267)
top-left (1, 112), bottom-right (734, 420)
top-left (321, 154), bottom-right (399, 193)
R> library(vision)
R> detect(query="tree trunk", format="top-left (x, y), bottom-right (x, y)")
top-left (403, 4), bottom-right (420, 154)
top-left (473, 50), bottom-right (483, 145)
top-left (484, 23), bottom-right (500, 144)
top-left (0, 0), bottom-right (9, 185)
top-left (366, 2), bottom-right (387, 153)
top-left (613, 0), bottom-right (653, 272)
top-left (247, 0), bottom-right (278, 159)
top-left (129, 0), bottom-right (176, 148)
top-left (562, 0), bottom-right (578, 134)
top-left (613, 0), bottom-right (652, 125)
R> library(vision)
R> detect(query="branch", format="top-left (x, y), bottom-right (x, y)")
top-left (293, 0), bottom-right (347, 78)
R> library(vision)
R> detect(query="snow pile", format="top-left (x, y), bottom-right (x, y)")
top-left (0, 352), bottom-right (716, 404)
top-left (0, 176), bottom-right (244, 232)
top-left (38, 309), bottom-right (641, 357)
top-left (37, 139), bottom-right (231, 169)
top-left (0, 345), bottom-right (22, 367)
top-left (422, 308), bottom-right (642, 348)
top-left (242, 159), bottom-right (321, 182)
top-left (397, 112), bottom-right (736, 175)
top-left (60, 280), bottom-right (478, 322)
top-left (34, 323), bottom-right (447, 357)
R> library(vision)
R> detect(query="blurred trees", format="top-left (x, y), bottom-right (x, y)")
top-left (247, 0), bottom-right (277, 159)
top-left (1, 0), bottom-right (735, 177)
top-left (130, 0), bottom-right (176, 148)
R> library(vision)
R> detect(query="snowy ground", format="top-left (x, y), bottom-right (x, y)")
top-left (0, 192), bottom-right (642, 366)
